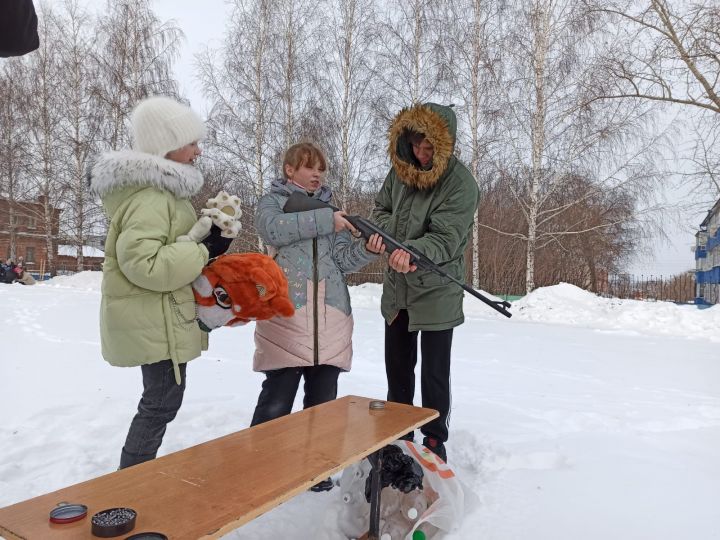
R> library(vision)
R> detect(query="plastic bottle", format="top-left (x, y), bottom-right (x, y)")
top-left (411, 521), bottom-right (440, 540)
top-left (338, 485), bottom-right (369, 538)
top-left (400, 489), bottom-right (429, 522)
top-left (380, 486), bottom-right (402, 518)
top-left (379, 512), bottom-right (413, 540)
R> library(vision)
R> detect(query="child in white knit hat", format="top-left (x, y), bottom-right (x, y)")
top-left (88, 95), bottom-right (232, 469)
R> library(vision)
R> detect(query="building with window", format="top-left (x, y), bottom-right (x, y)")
top-left (0, 196), bottom-right (61, 272)
top-left (695, 198), bottom-right (720, 304)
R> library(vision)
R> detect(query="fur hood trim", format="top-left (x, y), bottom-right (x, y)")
top-left (88, 150), bottom-right (204, 199)
top-left (388, 103), bottom-right (456, 190)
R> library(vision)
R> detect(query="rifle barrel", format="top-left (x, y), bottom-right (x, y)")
top-left (417, 259), bottom-right (512, 318)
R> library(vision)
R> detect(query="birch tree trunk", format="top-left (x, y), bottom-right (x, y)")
top-left (329, 0), bottom-right (379, 208)
top-left (25, 5), bottom-right (63, 276)
top-left (0, 60), bottom-right (27, 263)
top-left (57, 0), bottom-right (103, 272)
top-left (526, 3), bottom-right (550, 293)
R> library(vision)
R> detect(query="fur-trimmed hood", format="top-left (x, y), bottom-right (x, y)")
top-left (88, 150), bottom-right (204, 202)
top-left (388, 103), bottom-right (457, 190)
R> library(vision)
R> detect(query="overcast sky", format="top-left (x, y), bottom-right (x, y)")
top-left (41, 0), bottom-right (701, 276)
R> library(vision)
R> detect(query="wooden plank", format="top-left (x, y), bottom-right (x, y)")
top-left (0, 395), bottom-right (437, 540)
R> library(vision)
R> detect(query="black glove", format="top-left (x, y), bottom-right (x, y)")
top-left (202, 224), bottom-right (233, 258)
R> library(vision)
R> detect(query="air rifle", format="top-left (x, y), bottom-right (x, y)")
top-left (282, 191), bottom-right (512, 318)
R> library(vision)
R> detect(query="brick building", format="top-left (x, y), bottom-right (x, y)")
top-left (0, 196), bottom-right (61, 273)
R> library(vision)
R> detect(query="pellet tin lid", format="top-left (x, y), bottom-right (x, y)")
top-left (49, 503), bottom-right (88, 524)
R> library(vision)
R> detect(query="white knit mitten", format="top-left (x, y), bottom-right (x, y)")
top-left (177, 216), bottom-right (213, 242)
top-left (177, 191), bottom-right (242, 243)
top-left (201, 191), bottom-right (242, 238)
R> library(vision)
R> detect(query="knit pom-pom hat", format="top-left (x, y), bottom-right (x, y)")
top-left (130, 96), bottom-right (206, 157)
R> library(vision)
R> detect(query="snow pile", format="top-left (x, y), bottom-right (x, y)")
top-left (41, 271), bottom-right (103, 291)
top-left (510, 282), bottom-right (720, 342)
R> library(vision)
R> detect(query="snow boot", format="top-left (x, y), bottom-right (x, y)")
top-left (309, 477), bottom-right (335, 492)
top-left (422, 436), bottom-right (447, 463)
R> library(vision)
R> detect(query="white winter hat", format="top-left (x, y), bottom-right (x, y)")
top-left (130, 96), bottom-right (206, 157)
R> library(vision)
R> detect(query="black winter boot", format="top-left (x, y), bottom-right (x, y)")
top-left (422, 436), bottom-right (447, 463)
top-left (309, 477), bottom-right (334, 492)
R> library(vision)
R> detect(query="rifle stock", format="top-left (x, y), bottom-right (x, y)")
top-left (282, 191), bottom-right (512, 317)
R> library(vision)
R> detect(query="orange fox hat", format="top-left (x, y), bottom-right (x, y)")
top-left (192, 253), bottom-right (295, 331)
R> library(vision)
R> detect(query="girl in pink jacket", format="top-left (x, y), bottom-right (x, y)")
top-left (251, 143), bottom-right (384, 490)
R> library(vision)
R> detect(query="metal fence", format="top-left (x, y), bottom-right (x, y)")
top-left (597, 273), bottom-right (696, 303)
top-left (348, 268), bottom-right (697, 304)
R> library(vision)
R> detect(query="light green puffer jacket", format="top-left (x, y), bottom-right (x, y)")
top-left (88, 150), bottom-right (209, 384)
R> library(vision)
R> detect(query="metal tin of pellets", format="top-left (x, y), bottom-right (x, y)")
top-left (49, 503), bottom-right (88, 524)
top-left (125, 533), bottom-right (168, 540)
top-left (369, 400), bottom-right (386, 410)
top-left (91, 507), bottom-right (136, 537)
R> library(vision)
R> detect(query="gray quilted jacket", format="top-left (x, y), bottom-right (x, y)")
top-left (253, 179), bottom-right (376, 371)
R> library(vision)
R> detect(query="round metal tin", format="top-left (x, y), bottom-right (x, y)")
top-left (369, 400), bottom-right (386, 410)
top-left (91, 507), bottom-right (137, 537)
top-left (49, 503), bottom-right (88, 524)
top-left (125, 533), bottom-right (168, 540)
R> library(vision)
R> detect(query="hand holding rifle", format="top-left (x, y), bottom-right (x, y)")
top-left (333, 210), bottom-right (357, 234)
top-left (365, 233), bottom-right (386, 255)
top-left (388, 249), bottom-right (417, 273)
top-left (336, 210), bottom-right (385, 255)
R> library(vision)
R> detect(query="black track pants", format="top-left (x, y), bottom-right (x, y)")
top-left (385, 309), bottom-right (453, 443)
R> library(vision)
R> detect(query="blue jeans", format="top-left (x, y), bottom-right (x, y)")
top-left (119, 360), bottom-right (186, 469)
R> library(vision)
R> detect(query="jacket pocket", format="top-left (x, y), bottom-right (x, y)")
top-left (168, 286), bottom-right (198, 326)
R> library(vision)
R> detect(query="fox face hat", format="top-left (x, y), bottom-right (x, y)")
top-left (192, 253), bottom-right (295, 331)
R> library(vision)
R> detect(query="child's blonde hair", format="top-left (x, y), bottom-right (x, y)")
top-left (283, 142), bottom-right (327, 176)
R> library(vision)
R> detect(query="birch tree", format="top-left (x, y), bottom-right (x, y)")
top-left (197, 0), bottom-right (279, 250)
top-left (55, 0), bottom-right (105, 271)
top-left (322, 0), bottom-right (382, 207)
top-left (23, 3), bottom-right (65, 276)
top-left (588, 0), bottom-right (720, 204)
top-left (0, 59), bottom-right (31, 262)
top-left (272, 0), bottom-right (324, 151)
top-left (485, 0), bottom-right (662, 293)
top-left (95, 0), bottom-right (184, 150)
top-left (439, 0), bottom-right (504, 287)
top-left (375, 1), bottom-right (447, 119)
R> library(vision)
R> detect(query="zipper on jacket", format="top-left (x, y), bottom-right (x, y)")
top-left (313, 237), bottom-right (319, 366)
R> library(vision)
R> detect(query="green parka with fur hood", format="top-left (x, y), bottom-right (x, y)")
top-left (88, 150), bottom-right (210, 384)
top-left (372, 103), bottom-right (480, 331)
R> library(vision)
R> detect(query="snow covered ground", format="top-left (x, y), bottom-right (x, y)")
top-left (1, 273), bottom-right (719, 539)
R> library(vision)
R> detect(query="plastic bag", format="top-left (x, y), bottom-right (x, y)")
top-left (332, 440), bottom-right (466, 540)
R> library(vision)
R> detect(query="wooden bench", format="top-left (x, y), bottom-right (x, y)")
top-left (0, 395), bottom-right (438, 539)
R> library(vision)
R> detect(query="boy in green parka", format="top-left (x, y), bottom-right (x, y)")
top-left (88, 96), bottom-right (231, 469)
top-left (372, 103), bottom-right (480, 463)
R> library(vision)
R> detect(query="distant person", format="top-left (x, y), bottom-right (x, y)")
top-left (251, 142), bottom-right (385, 491)
top-left (88, 96), bottom-right (231, 469)
top-left (1, 0), bottom-right (40, 57)
top-left (14, 257), bottom-right (36, 285)
top-left (0, 261), bottom-right (11, 284)
top-left (371, 103), bottom-right (480, 463)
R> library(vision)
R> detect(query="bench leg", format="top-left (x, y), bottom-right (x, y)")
top-left (367, 448), bottom-right (384, 540)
